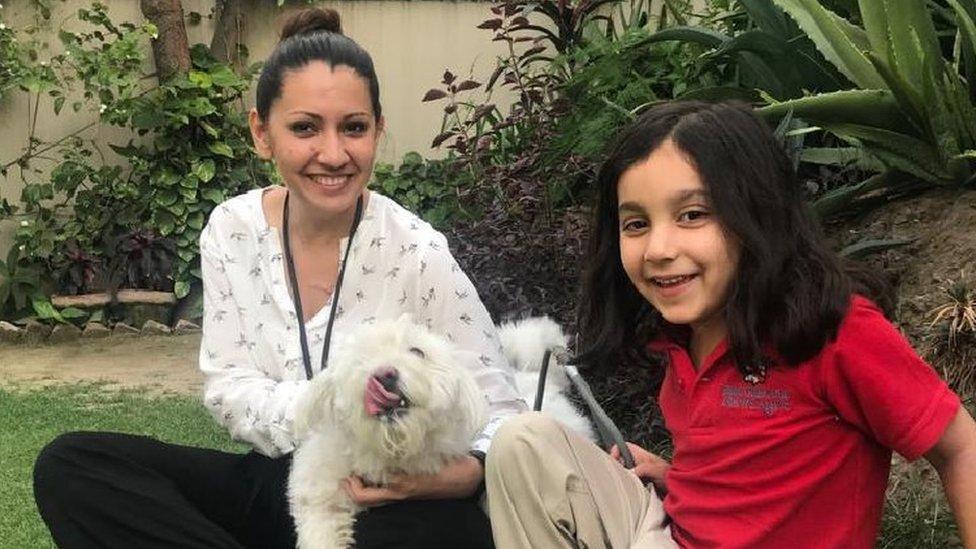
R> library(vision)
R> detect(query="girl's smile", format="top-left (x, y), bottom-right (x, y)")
top-left (617, 139), bottom-right (739, 356)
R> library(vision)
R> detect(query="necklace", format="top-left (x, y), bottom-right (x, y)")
top-left (281, 191), bottom-right (364, 380)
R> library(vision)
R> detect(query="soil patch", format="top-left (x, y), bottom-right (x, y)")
top-left (0, 335), bottom-right (203, 396)
top-left (832, 187), bottom-right (976, 396)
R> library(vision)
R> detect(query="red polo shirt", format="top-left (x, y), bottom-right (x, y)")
top-left (654, 296), bottom-right (959, 548)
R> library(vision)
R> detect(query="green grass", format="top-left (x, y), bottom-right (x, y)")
top-left (0, 383), bottom-right (246, 548)
top-left (0, 383), bottom-right (965, 548)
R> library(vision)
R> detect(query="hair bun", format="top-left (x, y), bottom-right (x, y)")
top-left (280, 8), bottom-right (342, 41)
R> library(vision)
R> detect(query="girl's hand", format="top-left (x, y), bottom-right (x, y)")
top-left (343, 454), bottom-right (483, 507)
top-left (611, 442), bottom-right (670, 493)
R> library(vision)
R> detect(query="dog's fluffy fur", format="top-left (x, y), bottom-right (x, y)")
top-left (289, 315), bottom-right (488, 549)
top-left (497, 317), bottom-right (597, 442)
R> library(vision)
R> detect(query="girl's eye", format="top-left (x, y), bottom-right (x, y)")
top-left (408, 347), bottom-right (426, 359)
top-left (678, 210), bottom-right (709, 223)
top-left (621, 219), bottom-right (647, 232)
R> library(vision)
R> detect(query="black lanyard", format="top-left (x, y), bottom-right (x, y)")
top-left (281, 191), bottom-right (364, 380)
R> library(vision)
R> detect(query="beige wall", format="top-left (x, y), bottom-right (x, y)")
top-left (0, 0), bottom-right (521, 252)
top-left (0, 0), bottom-right (704, 253)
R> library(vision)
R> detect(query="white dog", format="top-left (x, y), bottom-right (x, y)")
top-left (497, 317), bottom-right (597, 442)
top-left (289, 315), bottom-right (488, 549)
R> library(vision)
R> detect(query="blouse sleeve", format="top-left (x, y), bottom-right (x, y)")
top-left (412, 233), bottom-right (528, 454)
top-left (198, 219), bottom-right (306, 457)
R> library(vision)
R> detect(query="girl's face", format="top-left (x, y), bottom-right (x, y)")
top-left (617, 139), bottom-right (739, 339)
top-left (249, 61), bottom-right (383, 217)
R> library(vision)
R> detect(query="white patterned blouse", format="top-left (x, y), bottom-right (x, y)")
top-left (198, 186), bottom-right (526, 457)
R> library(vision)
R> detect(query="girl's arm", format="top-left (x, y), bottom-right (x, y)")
top-left (925, 407), bottom-right (976, 548)
top-left (611, 442), bottom-right (670, 494)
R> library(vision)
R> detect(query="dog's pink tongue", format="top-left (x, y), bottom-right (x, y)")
top-left (364, 376), bottom-right (401, 416)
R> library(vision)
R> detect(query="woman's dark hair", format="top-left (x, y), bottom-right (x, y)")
top-left (255, 8), bottom-right (381, 121)
top-left (576, 100), bottom-right (892, 379)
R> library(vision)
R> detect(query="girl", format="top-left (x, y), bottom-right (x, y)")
top-left (486, 101), bottom-right (976, 548)
top-left (33, 8), bottom-right (523, 548)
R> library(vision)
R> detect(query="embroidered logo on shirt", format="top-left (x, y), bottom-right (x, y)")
top-left (721, 385), bottom-right (792, 417)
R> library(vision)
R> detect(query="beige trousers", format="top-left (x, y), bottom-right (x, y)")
top-left (486, 413), bottom-right (677, 549)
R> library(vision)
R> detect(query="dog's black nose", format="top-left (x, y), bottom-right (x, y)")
top-left (375, 369), bottom-right (399, 393)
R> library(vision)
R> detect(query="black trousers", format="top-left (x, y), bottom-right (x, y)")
top-left (33, 432), bottom-right (494, 549)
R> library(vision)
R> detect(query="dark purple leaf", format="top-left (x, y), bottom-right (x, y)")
top-left (456, 80), bottom-right (481, 92)
top-left (431, 131), bottom-right (455, 148)
top-left (473, 104), bottom-right (495, 121)
top-left (442, 70), bottom-right (456, 85)
top-left (422, 89), bottom-right (449, 102)
top-left (486, 64), bottom-right (506, 91)
top-left (476, 18), bottom-right (503, 30)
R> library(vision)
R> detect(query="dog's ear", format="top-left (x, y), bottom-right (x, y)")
top-left (292, 373), bottom-right (335, 441)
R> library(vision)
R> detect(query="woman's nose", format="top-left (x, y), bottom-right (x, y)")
top-left (314, 131), bottom-right (350, 167)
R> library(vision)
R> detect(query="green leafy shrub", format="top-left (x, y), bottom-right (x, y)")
top-left (2, 3), bottom-right (272, 320)
top-left (372, 152), bottom-right (467, 229)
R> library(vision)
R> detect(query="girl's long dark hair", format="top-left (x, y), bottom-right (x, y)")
top-left (576, 101), bottom-right (891, 378)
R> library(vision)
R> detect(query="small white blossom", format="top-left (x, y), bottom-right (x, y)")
top-left (99, 104), bottom-right (107, 114)
top-left (19, 220), bottom-right (28, 227)
top-left (18, 245), bottom-right (25, 252)
top-left (0, 24), bottom-right (6, 31)
top-left (40, 60), bottom-right (47, 66)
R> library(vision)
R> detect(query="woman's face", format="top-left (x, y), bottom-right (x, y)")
top-left (249, 61), bottom-right (383, 217)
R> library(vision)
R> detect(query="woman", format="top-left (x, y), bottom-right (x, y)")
top-left (33, 8), bottom-right (524, 548)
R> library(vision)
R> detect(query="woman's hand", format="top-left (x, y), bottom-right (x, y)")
top-left (343, 454), bottom-right (483, 507)
top-left (611, 442), bottom-right (670, 493)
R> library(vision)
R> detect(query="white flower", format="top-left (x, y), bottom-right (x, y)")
top-left (99, 104), bottom-right (107, 114)
top-left (40, 60), bottom-right (47, 66)
top-left (0, 23), bottom-right (6, 31)
top-left (18, 245), bottom-right (25, 252)
top-left (19, 220), bottom-right (28, 227)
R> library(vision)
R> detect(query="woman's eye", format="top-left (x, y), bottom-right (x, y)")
top-left (408, 347), bottom-right (426, 359)
top-left (344, 121), bottom-right (367, 135)
top-left (289, 122), bottom-right (316, 135)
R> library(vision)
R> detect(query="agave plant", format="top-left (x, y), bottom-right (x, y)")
top-left (758, 0), bottom-right (976, 218)
top-left (628, 0), bottom-right (850, 102)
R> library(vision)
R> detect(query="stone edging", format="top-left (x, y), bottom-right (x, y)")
top-left (0, 319), bottom-right (201, 345)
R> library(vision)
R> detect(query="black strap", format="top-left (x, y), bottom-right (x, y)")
top-left (282, 191), bottom-right (364, 380)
